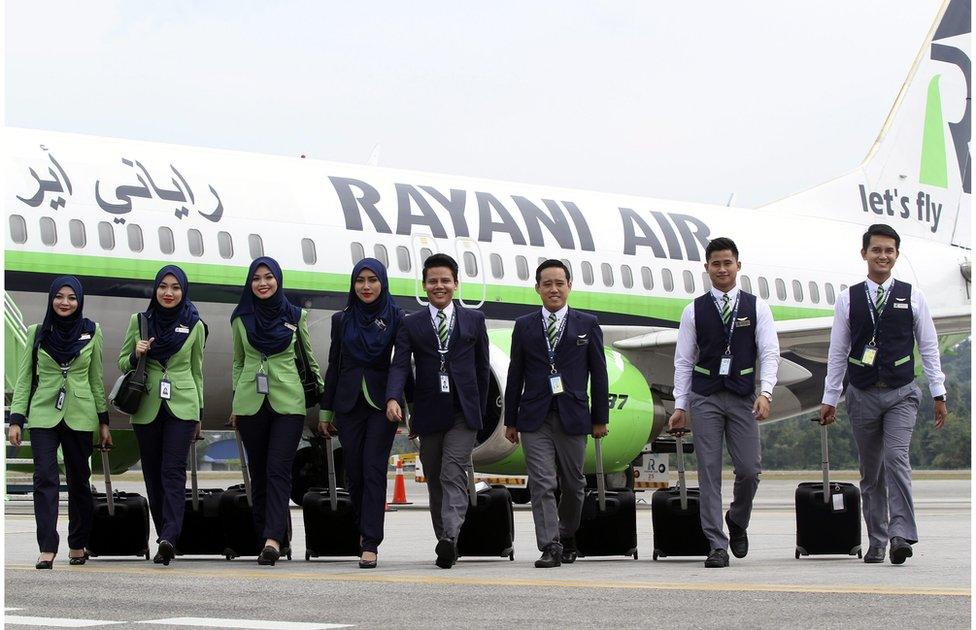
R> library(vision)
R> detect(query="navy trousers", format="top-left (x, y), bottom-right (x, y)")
top-left (132, 405), bottom-right (197, 544)
top-left (237, 399), bottom-right (304, 546)
top-left (30, 421), bottom-right (94, 553)
top-left (336, 397), bottom-right (398, 553)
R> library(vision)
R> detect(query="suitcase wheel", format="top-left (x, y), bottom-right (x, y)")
top-left (509, 552), bottom-right (514, 561)
top-left (857, 550), bottom-right (862, 559)
top-left (633, 551), bottom-right (638, 560)
top-left (795, 549), bottom-right (800, 560)
top-left (286, 550), bottom-right (292, 561)
top-left (144, 551), bottom-right (150, 560)
top-left (652, 550), bottom-right (658, 561)
top-left (305, 551), bottom-right (311, 561)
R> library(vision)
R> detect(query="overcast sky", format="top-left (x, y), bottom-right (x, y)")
top-left (5, 0), bottom-right (944, 207)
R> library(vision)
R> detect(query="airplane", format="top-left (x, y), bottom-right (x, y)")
top-left (4, 0), bottom-right (970, 485)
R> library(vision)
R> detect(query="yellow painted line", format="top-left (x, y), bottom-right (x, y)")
top-left (6, 564), bottom-right (969, 597)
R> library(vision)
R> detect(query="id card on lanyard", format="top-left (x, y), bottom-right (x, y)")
top-left (55, 364), bottom-right (69, 411)
top-left (256, 354), bottom-right (270, 394)
top-left (543, 313), bottom-right (568, 394)
top-left (860, 282), bottom-right (890, 366)
top-left (431, 311), bottom-right (456, 394)
top-left (711, 292), bottom-right (740, 376)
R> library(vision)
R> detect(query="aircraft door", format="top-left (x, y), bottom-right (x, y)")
top-left (411, 234), bottom-right (438, 306)
top-left (454, 237), bottom-right (486, 309)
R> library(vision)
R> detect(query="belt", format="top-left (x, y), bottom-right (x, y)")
top-left (873, 380), bottom-right (892, 389)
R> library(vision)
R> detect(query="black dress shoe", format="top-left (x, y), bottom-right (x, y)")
top-left (435, 538), bottom-right (457, 569)
top-left (535, 546), bottom-right (562, 569)
top-left (359, 552), bottom-right (378, 569)
top-left (704, 548), bottom-right (729, 568)
top-left (864, 547), bottom-right (886, 563)
top-left (560, 538), bottom-right (578, 564)
top-left (35, 556), bottom-right (55, 570)
top-left (889, 537), bottom-right (913, 565)
top-left (68, 551), bottom-right (90, 566)
top-left (725, 512), bottom-right (748, 559)
top-left (155, 540), bottom-right (175, 566)
top-left (258, 545), bottom-right (281, 566)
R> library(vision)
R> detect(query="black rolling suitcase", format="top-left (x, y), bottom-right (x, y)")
top-left (457, 459), bottom-right (515, 560)
top-left (219, 430), bottom-right (292, 560)
top-left (576, 438), bottom-right (638, 559)
top-left (303, 434), bottom-right (360, 560)
top-left (795, 420), bottom-right (862, 559)
top-left (89, 447), bottom-right (151, 560)
top-left (176, 438), bottom-right (225, 556)
top-left (651, 428), bottom-right (709, 560)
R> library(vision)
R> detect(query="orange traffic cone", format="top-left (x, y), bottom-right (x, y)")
top-left (391, 458), bottom-right (411, 505)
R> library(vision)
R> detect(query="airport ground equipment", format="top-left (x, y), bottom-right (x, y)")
top-left (795, 419), bottom-right (862, 559)
top-left (576, 437), bottom-right (638, 559)
top-left (651, 429), bottom-right (709, 560)
top-left (302, 434), bottom-right (360, 560)
top-left (457, 458), bottom-right (515, 561)
top-left (89, 446), bottom-right (150, 560)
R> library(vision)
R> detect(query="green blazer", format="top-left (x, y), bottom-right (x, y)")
top-left (8, 324), bottom-right (109, 432)
top-left (231, 309), bottom-right (324, 416)
top-left (117, 315), bottom-right (206, 424)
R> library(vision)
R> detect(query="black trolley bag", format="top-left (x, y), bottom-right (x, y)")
top-left (89, 446), bottom-right (151, 560)
top-left (575, 437), bottom-right (638, 559)
top-left (456, 457), bottom-right (515, 560)
top-left (302, 433), bottom-right (360, 560)
top-left (651, 428), bottom-right (709, 560)
top-left (176, 437), bottom-right (226, 556)
top-left (218, 429), bottom-right (292, 560)
top-left (795, 418), bottom-right (862, 559)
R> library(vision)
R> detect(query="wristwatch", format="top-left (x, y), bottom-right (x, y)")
top-left (760, 391), bottom-right (772, 402)
top-left (933, 395), bottom-right (947, 402)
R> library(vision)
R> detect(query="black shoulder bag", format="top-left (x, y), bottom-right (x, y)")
top-left (109, 314), bottom-right (149, 414)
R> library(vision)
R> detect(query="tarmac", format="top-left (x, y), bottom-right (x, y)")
top-left (3, 473), bottom-right (971, 629)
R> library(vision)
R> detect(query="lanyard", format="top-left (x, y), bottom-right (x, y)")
top-left (542, 312), bottom-right (568, 373)
top-left (710, 291), bottom-right (741, 354)
top-left (430, 309), bottom-right (456, 372)
top-left (863, 282), bottom-right (891, 345)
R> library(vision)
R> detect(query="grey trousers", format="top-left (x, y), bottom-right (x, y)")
top-left (418, 413), bottom-right (477, 542)
top-left (521, 410), bottom-right (587, 553)
top-left (690, 390), bottom-right (762, 551)
top-left (846, 383), bottom-right (921, 549)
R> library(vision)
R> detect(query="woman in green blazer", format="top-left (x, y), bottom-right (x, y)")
top-left (7, 276), bottom-right (111, 569)
top-left (229, 256), bottom-right (323, 566)
top-left (118, 265), bottom-right (206, 566)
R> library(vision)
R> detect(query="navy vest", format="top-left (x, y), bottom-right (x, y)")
top-left (848, 280), bottom-right (915, 389)
top-left (691, 290), bottom-right (758, 397)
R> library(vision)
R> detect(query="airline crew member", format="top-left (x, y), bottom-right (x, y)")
top-left (320, 258), bottom-right (408, 569)
top-left (118, 265), bottom-right (206, 566)
top-left (229, 257), bottom-right (324, 566)
top-left (386, 253), bottom-right (490, 569)
top-left (504, 260), bottom-right (609, 568)
top-left (669, 237), bottom-right (780, 568)
top-left (819, 224), bottom-right (947, 565)
top-left (7, 276), bottom-right (112, 569)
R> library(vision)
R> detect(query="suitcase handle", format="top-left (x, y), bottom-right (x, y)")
top-left (811, 417), bottom-right (830, 503)
top-left (189, 437), bottom-right (201, 511)
top-left (594, 437), bottom-right (606, 513)
top-left (233, 429), bottom-right (253, 508)
top-left (466, 457), bottom-right (477, 508)
top-left (98, 445), bottom-right (115, 516)
top-left (668, 428), bottom-right (689, 511)
top-left (324, 434), bottom-right (338, 512)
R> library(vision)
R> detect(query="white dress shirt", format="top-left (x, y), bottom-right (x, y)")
top-left (673, 286), bottom-right (780, 411)
top-left (429, 301), bottom-right (456, 346)
top-left (541, 304), bottom-right (569, 346)
top-left (821, 277), bottom-right (946, 406)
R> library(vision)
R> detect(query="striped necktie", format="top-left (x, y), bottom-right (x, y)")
top-left (721, 293), bottom-right (731, 325)
top-left (437, 310), bottom-right (448, 347)
top-left (875, 285), bottom-right (885, 311)
top-left (547, 312), bottom-right (558, 348)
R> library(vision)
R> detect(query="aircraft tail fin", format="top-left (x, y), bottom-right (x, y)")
top-left (762, 0), bottom-right (971, 248)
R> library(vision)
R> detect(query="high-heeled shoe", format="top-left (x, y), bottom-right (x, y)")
top-left (68, 550), bottom-right (90, 566)
top-left (153, 540), bottom-right (175, 566)
top-left (358, 554), bottom-right (377, 569)
top-left (35, 554), bottom-right (55, 570)
top-left (258, 545), bottom-right (280, 566)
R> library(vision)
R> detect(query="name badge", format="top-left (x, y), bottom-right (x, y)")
top-left (734, 317), bottom-right (751, 328)
top-left (576, 335), bottom-right (588, 346)
top-left (439, 374), bottom-right (451, 394)
top-left (549, 373), bottom-right (564, 395)
top-left (832, 493), bottom-right (845, 511)
top-left (860, 345), bottom-right (878, 367)
top-left (175, 326), bottom-right (190, 334)
top-left (284, 323), bottom-right (297, 331)
top-left (55, 387), bottom-right (66, 411)
top-left (159, 378), bottom-right (172, 400)
top-left (256, 373), bottom-right (270, 395)
top-left (893, 303), bottom-right (909, 309)
top-left (78, 333), bottom-right (92, 340)
top-left (718, 354), bottom-right (733, 376)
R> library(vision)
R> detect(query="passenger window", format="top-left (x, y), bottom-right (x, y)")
top-left (188, 229), bottom-right (204, 257)
top-left (97, 221), bottom-right (115, 250)
top-left (39, 217), bottom-right (57, 246)
top-left (621, 265), bottom-right (633, 289)
top-left (561, 259), bottom-right (573, 281)
top-left (792, 280), bottom-right (803, 301)
top-left (825, 283), bottom-right (836, 305)
top-left (840, 283), bottom-right (849, 293)
top-left (351, 242), bottom-right (365, 265)
top-left (516, 255), bottom-right (529, 281)
top-left (248, 234), bottom-right (264, 258)
top-left (9, 215), bottom-right (27, 244)
top-left (641, 266), bottom-right (653, 290)
top-left (809, 281), bottom-right (820, 304)
top-left (581, 261), bottom-right (594, 286)
top-left (775, 278), bottom-right (787, 300)
top-left (218, 231), bottom-right (234, 259)
top-left (682, 270), bottom-right (695, 293)
top-left (740, 274), bottom-right (752, 294)
top-left (396, 246), bottom-right (411, 272)
top-left (463, 251), bottom-right (478, 277)
top-left (301, 238), bottom-right (317, 265)
top-left (601, 263), bottom-right (614, 287)
top-left (68, 219), bottom-right (86, 248)
top-left (420, 247), bottom-right (433, 263)
top-left (662, 269), bottom-right (674, 292)
top-left (490, 253), bottom-right (504, 279)
top-left (159, 227), bottom-right (175, 255)
top-left (758, 277), bottom-right (769, 299)
top-left (538, 257), bottom-right (547, 267)
top-left (127, 224), bottom-right (143, 252)
top-left (701, 272), bottom-right (711, 291)
top-left (374, 244), bottom-right (389, 268)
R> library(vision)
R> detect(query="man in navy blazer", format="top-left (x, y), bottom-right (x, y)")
top-left (505, 259), bottom-right (609, 568)
top-left (387, 254), bottom-right (489, 569)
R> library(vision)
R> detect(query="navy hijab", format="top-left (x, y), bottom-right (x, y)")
top-left (144, 265), bottom-right (201, 364)
top-left (230, 257), bottom-right (302, 356)
top-left (38, 276), bottom-right (96, 365)
top-left (341, 258), bottom-right (401, 365)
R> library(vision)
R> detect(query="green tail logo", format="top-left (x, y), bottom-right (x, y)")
top-left (919, 75), bottom-right (949, 188)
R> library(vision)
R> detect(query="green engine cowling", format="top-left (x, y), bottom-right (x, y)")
top-left (473, 329), bottom-right (654, 475)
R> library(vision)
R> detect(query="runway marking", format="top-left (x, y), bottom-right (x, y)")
top-left (4, 615), bottom-right (122, 627)
top-left (6, 564), bottom-right (970, 597)
top-left (135, 618), bottom-right (351, 629)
